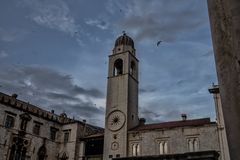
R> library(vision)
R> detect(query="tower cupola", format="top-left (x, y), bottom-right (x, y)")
top-left (113, 32), bottom-right (135, 55)
top-left (114, 33), bottom-right (135, 48)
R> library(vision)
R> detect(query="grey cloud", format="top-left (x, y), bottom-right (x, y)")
top-left (50, 103), bottom-right (105, 126)
top-left (140, 107), bottom-right (182, 124)
top-left (0, 65), bottom-right (105, 124)
top-left (51, 103), bottom-right (104, 117)
top-left (117, 0), bottom-right (208, 42)
top-left (73, 86), bottom-right (104, 98)
top-left (21, 0), bottom-right (80, 36)
top-left (139, 86), bottom-right (157, 94)
top-left (0, 65), bottom-right (104, 98)
top-left (85, 19), bottom-right (109, 30)
top-left (45, 92), bottom-right (81, 102)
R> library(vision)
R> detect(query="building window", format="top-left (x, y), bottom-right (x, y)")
top-left (60, 152), bottom-right (68, 160)
top-left (33, 123), bottom-right (41, 135)
top-left (5, 115), bottom-right (15, 128)
top-left (8, 137), bottom-right (27, 160)
top-left (132, 143), bottom-right (140, 156)
top-left (188, 137), bottom-right (199, 152)
top-left (38, 145), bottom-right (47, 160)
top-left (114, 59), bottom-right (123, 76)
top-left (64, 131), bottom-right (70, 143)
top-left (130, 61), bottom-right (135, 75)
top-left (159, 141), bottom-right (168, 154)
top-left (50, 127), bottom-right (58, 141)
top-left (19, 113), bottom-right (32, 131)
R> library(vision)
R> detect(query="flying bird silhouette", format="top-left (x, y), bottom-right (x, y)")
top-left (157, 40), bottom-right (163, 46)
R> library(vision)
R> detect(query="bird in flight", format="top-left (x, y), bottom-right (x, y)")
top-left (157, 40), bottom-right (163, 46)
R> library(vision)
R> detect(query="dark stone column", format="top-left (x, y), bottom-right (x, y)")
top-left (207, 0), bottom-right (240, 159)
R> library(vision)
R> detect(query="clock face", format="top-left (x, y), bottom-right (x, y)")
top-left (107, 110), bottom-right (126, 131)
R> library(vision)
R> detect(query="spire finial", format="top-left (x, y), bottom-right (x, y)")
top-left (122, 30), bottom-right (126, 35)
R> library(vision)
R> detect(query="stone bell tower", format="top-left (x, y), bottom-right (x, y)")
top-left (103, 33), bottom-right (139, 159)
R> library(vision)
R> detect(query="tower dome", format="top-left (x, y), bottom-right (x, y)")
top-left (114, 32), bottom-right (134, 48)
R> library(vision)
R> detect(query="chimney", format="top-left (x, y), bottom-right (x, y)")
top-left (51, 110), bottom-right (54, 114)
top-left (83, 119), bottom-right (86, 123)
top-left (139, 118), bottom-right (146, 125)
top-left (11, 93), bottom-right (18, 99)
top-left (181, 114), bottom-right (187, 121)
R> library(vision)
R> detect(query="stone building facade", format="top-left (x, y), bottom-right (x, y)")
top-left (0, 33), bottom-right (226, 160)
top-left (127, 118), bottom-right (219, 157)
top-left (0, 92), bottom-right (103, 160)
top-left (207, 0), bottom-right (240, 159)
top-left (209, 85), bottom-right (230, 160)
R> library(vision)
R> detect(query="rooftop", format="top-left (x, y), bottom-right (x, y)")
top-left (130, 118), bottom-right (214, 131)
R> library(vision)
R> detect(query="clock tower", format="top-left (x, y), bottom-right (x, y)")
top-left (103, 33), bottom-right (139, 159)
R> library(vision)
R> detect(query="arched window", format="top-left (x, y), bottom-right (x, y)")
top-left (132, 143), bottom-right (140, 156)
top-left (21, 147), bottom-right (27, 160)
top-left (9, 138), bottom-right (27, 160)
top-left (132, 144), bottom-right (136, 156)
top-left (188, 139), bottom-right (194, 152)
top-left (159, 142), bottom-right (164, 155)
top-left (59, 152), bottom-right (68, 160)
top-left (164, 141), bottom-right (168, 154)
top-left (8, 144), bottom-right (16, 160)
top-left (136, 144), bottom-right (140, 156)
top-left (38, 145), bottom-right (47, 160)
top-left (114, 59), bottom-right (123, 76)
top-left (193, 139), bottom-right (199, 151)
top-left (188, 138), bottom-right (199, 152)
top-left (159, 141), bottom-right (168, 155)
top-left (130, 61), bottom-right (135, 75)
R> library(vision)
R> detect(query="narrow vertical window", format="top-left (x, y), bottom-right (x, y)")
top-left (159, 142), bottom-right (164, 154)
top-left (164, 141), bottom-right (168, 154)
top-left (38, 145), bottom-right (47, 160)
top-left (132, 144), bottom-right (136, 156)
top-left (19, 113), bottom-right (32, 131)
top-left (193, 139), bottom-right (199, 151)
top-left (114, 59), bottom-right (123, 76)
top-left (130, 61), bottom-right (135, 75)
top-left (136, 144), bottom-right (140, 156)
top-left (64, 131), bottom-right (70, 143)
top-left (5, 115), bottom-right (15, 128)
top-left (50, 127), bottom-right (58, 141)
top-left (188, 139), bottom-right (194, 152)
top-left (20, 119), bottom-right (28, 131)
top-left (33, 123), bottom-right (41, 135)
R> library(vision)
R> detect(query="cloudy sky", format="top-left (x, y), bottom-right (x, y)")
top-left (0, 0), bottom-right (217, 127)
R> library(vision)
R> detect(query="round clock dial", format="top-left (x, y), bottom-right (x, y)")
top-left (107, 110), bottom-right (126, 131)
